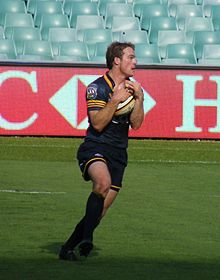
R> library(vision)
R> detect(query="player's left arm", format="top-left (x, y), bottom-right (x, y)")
top-left (126, 80), bottom-right (144, 130)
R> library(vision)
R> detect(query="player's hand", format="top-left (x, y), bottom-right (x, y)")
top-left (125, 80), bottom-right (144, 101)
top-left (112, 82), bottom-right (132, 103)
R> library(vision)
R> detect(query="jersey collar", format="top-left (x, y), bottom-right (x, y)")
top-left (104, 72), bottom-right (115, 91)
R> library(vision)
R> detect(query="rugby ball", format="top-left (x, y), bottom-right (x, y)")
top-left (114, 95), bottom-right (135, 116)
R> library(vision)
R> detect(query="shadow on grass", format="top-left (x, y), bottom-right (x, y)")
top-left (1, 243), bottom-right (220, 280)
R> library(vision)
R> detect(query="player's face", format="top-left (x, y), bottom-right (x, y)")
top-left (119, 47), bottom-right (137, 78)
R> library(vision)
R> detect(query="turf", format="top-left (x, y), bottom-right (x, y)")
top-left (0, 136), bottom-right (220, 280)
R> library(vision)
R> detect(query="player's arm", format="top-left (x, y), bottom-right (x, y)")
top-left (89, 84), bottom-right (131, 132)
top-left (125, 80), bottom-right (144, 130)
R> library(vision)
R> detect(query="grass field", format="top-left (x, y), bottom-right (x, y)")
top-left (0, 136), bottom-right (220, 280)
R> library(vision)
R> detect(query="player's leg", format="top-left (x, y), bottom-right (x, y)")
top-left (79, 161), bottom-right (111, 257)
top-left (102, 189), bottom-right (119, 218)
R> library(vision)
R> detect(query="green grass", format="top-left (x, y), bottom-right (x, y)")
top-left (0, 137), bottom-right (220, 280)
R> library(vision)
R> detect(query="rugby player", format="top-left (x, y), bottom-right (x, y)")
top-left (59, 41), bottom-right (144, 261)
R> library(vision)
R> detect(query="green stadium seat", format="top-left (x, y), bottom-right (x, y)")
top-left (22, 40), bottom-right (53, 59)
top-left (69, 2), bottom-right (99, 29)
top-left (16, 53), bottom-right (54, 61)
top-left (11, 27), bottom-right (41, 55)
top-left (139, 4), bottom-right (169, 31)
top-left (148, 16), bottom-right (177, 43)
top-left (75, 15), bottom-right (105, 41)
top-left (54, 54), bottom-right (82, 62)
top-left (34, 1), bottom-right (64, 27)
top-left (111, 16), bottom-right (140, 40)
top-left (98, 0), bottom-right (126, 17)
top-left (197, 58), bottom-right (220, 65)
top-left (119, 30), bottom-right (149, 44)
top-left (158, 30), bottom-right (186, 57)
top-left (89, 55), bottom-right (106, 63)
top-left (0, 27), bottom-right (4, 39)
top-left (202, 0), bottom-right (220, 17)
top-left (0, 0), bottom-right (27, 26)
top-left (93, 41), bottom-right (110, 56)
top-left (133, 0), bottom-right (162, 18)
top-left (0, 53), bottom-right (9, 60)
top-left (40, 14), bottom-right (70, 40)
top-left (63, 0), bottom-right (91, 15)
top-left (185, 17), bottom-right (214, 42)
top-left (0, 39), bottom-right (17, 59)
top-left (135, 43), bottom-right (161, 63)
top-left (202, 43), bottom-right (220, 59)
top-left (105, 3), bottom-right (134, 29)
top-left (193, 30), bottom-right (220, 59)
top-left (27, 0), bottom-right (58, 15)
top-left (167, 0), bottom-right (197, 17)
top-left (162, 58), bottom-right (192, 64)
top-left (210, 6), bottom-right (220, 31)
top-left (58, 41), bottom-right (89, 61)
top-left (165, 43), bottom-right (197, 64)
top-left (82, 28), bottom-right (112, 56)
top-left (4, 13), bottom-right (34, 39)
top-left (49, 27), bottom-right (77, 55)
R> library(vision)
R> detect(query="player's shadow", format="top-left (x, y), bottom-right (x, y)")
top-left (41, 242), bottom-right (101, 258)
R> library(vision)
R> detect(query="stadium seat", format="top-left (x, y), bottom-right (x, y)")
top-left (58, 41), bottom-right (89, 61)
top-left (54, 55), bottom-right (83, 62)
top-left (22, 40), bottom-right (53, 60)
top-left (89, 55), bottom-right (106, 63)
top-left (27, 0), bottom-right (58, 14)
top-left (164, 43), bottom-right (197, 64)
top-left (135, 43), bottom-right (161, 63)
top-left (161, 58), bottom-right (191, 64)
top-left (49, 27), bottom-right (77, 55)
top-left (34, 1), bottom-right (64, 27)
top-left (133, 0), bottom-right (162, 18)
top-left (0, 0), bottom-right (27, 26)
top-left (148, 16), bottom-right (177, 43)
top-left (93, 41), bottom-right (110, 57)
top-left (193, 30), bottom-right (220, 59)
top-left (0, 39), bottom-right (17, 59)
top-left (174, 5), bottom-right (203, 30)
top-left (11, 26), bottom-right (41, 55)
top-left (40, 14), bottom-right (70, 40)
top-left (201, 43), bottom-right (220, 59)
top-left (69, 2), bottom-right (99, 29)
top-left (4, 13), bottom-right (34, 39)
top-left (75, 15), bottom-right (105, 41)
top-left (202, 0), bottom-right (220, 17)
top-left (105, 3), bottom-right (134, 29)
top-left (82, 28), bottom-right (113, 56)
top-left (63, 0), bottom-right (92, 16)
top-left (0, 53), bottom-right (9, 60)
top-left (110, 16), bottom-right (140, 40)
top-left (0, 27), bottom-right (4, 39)
top-left (198, 58), bottom-right (220, 65)
top-left (98, 0), bottom-right (126, 17)
top-left (184, 17), bottom-right (214, 42)
top-left (119, 30), bottom-right (149, 44)
top-left (139, 4), bottom-right (169, 31)
top-left (158, 30), bottom-right (186, 57)
top-left (167, 0), bottom-right (197, 17)
top-left (16, 53), bottom-right (53, 61)
top-left (210, 6), bottom-right (220, 31)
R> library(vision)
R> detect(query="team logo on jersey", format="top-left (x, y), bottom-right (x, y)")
top-left (87, 84), bottom-right (98, 99)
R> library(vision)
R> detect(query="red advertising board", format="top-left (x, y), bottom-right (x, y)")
top-left (0, 65), bottom-right (220, 139)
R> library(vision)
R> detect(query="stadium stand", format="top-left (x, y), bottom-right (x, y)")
top-left (0, 0), bottom-right (219, 65)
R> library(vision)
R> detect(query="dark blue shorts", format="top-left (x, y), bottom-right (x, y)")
top-left (77, 140), bottom-right (128, 192)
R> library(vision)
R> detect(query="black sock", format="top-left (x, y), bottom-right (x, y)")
top-left (82, 192), bottom-right (104, 242)
top-left (64, 216), bottom-right (85, 250)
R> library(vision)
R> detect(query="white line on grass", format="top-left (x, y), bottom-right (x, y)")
top-left (129, 159), bottom-right (220, 165)
top-left (0, 189), bottom-right (66, 194)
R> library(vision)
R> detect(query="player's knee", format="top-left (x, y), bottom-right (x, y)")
top-left (94, 178), bottom-right (111, 197)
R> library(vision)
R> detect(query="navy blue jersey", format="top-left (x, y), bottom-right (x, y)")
top-left (84, 72), bottom-right (130, 149)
